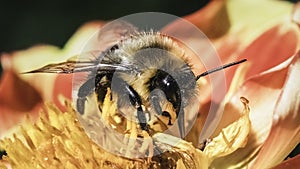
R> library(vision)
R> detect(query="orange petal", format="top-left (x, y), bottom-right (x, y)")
top-left (272, 155), bottom-right (300, 169)
top-left (224, 21), bottom-right (300, 88)
top-left (0, 71), bottom-right (42, 137)
top-left (210, 53), bottom-right (296, 168)
top-left (163, 1), bottom-right (298, 109)
top-left (250, 53), bottom-right (300, 168)
top-left (0, 70), bottom-right (42, 112)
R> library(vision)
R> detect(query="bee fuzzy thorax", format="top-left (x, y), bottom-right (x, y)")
top-left (111, 32), bottom-right (198, 93)
top-left (93, 31), bottom-right (201, 137)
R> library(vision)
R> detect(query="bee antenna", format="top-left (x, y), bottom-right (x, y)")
top-left (196, 59), bottom-right (247, 81)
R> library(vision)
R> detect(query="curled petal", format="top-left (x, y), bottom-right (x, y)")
top-left (250, 53), bottom-right (300, 168)
top-left (196, 59), bottom-right (252, 143)
top-left (210, 53), bottom-right (299, 168)
top-left (204, 97), bottom-right (250, 165)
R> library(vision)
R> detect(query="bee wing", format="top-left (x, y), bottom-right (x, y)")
top-left (82, 20), bottom-right (138, 53)
top-left (24, 51), bottom-right (133, 74)
top-left (24, 61), bottom-right (131, 74)
top-left (96, 20), bottom-right (138, 48)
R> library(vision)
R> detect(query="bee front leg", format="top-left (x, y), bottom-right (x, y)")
top-left (124, 84), bottom-right (148, 132)
top-left (76, 72), bottom-right (112, 115)
top-left (77, 77), bottom-right (97, 114)
top-left (112, 77), bottom-right (148, 132)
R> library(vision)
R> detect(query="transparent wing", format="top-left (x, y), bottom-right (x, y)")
top-left (82, 19), bottom-right (138, 53)
top-left (24, 60), bottom-right (132, 74)
top-left (23, 52), bottom-right (133, 74)
top-left (96, 20), bottom-right (138, 48)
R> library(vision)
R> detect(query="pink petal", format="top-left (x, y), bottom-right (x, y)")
top-left (250, 53), bottom-right (300, 168)
top-left (224, 21), bottom-right (300, 89)
top-left (0, 70), bottom-right (43, 136)
top-left (210, 53), bottom-right (296, 168)
top-left (272, 155), bottom-right (300, 169)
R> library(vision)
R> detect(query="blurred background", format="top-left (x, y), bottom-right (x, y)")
top-left (0, 0), bottom-right (211, 52)
top-left (1, 0), bottom-right (298, 52)
top-left (0, 0), bottom-right (298, 52)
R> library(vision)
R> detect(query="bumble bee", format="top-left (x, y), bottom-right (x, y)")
top-left (27, 21), bottom-right (246, 139)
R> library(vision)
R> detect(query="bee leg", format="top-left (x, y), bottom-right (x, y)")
top-left (165, 91), bottom-right (185, 138)
top-left (166, 90), bottom-right (185, 138)
top-left (168, 89), bottom-right (185, 138)
top-left (149, 93), bottom-right (162, 115)
top-left (95, 74), bottom-right (113, 111)
top-left (76, 73), bottom-right (110, 114)
top-left (76, 98), bottom-right (86, 115)
top-left (112, 77), bottom-right (148, 131)
top-left (77, 77), bottom-right (96, 114)
top-left (149, 70), bottom-right (185, 138)
top-left (176, 107), bottom-right (185, 139)
top-left (126, 85), bottom-right (148, 131)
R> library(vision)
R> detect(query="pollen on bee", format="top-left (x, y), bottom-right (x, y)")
top-left (113, 114), bottom-right (122, 124)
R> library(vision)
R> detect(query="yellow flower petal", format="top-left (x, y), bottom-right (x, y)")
top-left (153, 133), bottom-right (209, 169)
top-left (204, 97), bottom-right (250, 165)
